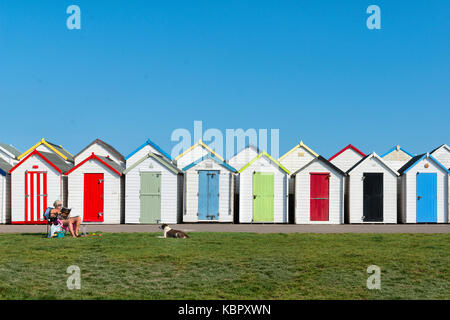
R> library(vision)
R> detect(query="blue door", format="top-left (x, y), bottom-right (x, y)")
top-left (416, 173), bottom-right (437, 223)
top-left (198, 170), bottom-right (220, 221)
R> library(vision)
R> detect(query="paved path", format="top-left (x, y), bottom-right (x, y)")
top-left (0, 224), bottom-right (449, 234)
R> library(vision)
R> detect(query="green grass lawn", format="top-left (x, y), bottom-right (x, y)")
top-left (0, 232), bottom-right (449, 300)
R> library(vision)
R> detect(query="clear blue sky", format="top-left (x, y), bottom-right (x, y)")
top-left (0, 0), bottom-right (449, 159)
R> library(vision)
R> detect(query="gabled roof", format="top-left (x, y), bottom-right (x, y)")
top-left (175, 140), bottom-right (225, 162)
top-left (65, 153), bottom-right (123, 176)
top-left (398, 153), bottom-right (449, 174)
top-left (182, 153), bottom-right (237, 172)
top-left (10, 150), bottom-right (72, 174)
top-left (228, 144), bottom-right (261, 161)
top-left (0, 142), bottom-right (21, 159)
top-left (292, 156), bottom-right (346, 176)
top-left (124, 151), bottom-right (181, 175)
top-left (329, 144), bottom-right (366, 161)
top-left (0, 158), bottom-right (12, 176)
top-left (278, 141), bottom-right (319, 161)
top-left (430, 144), bottom-right (450, 155)
top-left (125, 139), bottom-right (172, 161)
top-left (380, 145), bottom-right (414, 158)
top-left (239, 151), bottom-right (290, 174)
top-left (74, 139), bottom-right (124, 162)
top-left (18, 138), bottom-right (74, 162)
top-left (346, 152), bottom-right (399, 176)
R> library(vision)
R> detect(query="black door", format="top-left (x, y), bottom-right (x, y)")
top-left (363, 173), bottom-right (383, 222)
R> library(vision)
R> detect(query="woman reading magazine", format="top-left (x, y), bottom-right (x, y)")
top-left (49, 200), bottom-right (81, 238)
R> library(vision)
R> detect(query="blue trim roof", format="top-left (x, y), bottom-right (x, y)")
top-left (380, 145), bottom-right (414, 158)
top-left (182, 153), bottom-right (237, 172)
top-left (400, 154), bottom-right (449, 174)
top-left (125, 139), bottom-right (172, 161)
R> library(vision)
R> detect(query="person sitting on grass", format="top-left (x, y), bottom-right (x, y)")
top-left (50, 200), bottom-right (81, 238)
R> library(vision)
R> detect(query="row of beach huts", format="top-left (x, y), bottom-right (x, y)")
top-left (0, 138), bottom-right (449, 225)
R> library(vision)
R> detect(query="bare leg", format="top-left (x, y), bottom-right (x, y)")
top-left (66, 220), bottom-right (76, 238)
top-left (70, 217), bottom-right (81, 237)
top-left (73, 217), bottom-right (81, 236)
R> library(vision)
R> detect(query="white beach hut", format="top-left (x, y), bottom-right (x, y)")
top-left (292, 156), bottom-right (345, 224)
top-left (0, 159), bottom-right (12, 224)
top-left (398, 153), bottom-right (449, 223)
top-left (182, 153), bottom-right (236, 222)
top-left (346, 152), bottom-right (399, 223)
top-left (9, 150), bottom-right (72, 224)
top-left (239, 152), bottom-right (290, 223)
top-left (124, 150), bottom-right (183, 224)
top-left (65, 153), bottom-right (124, 224)
top-left (0, 142), bottom-right (20, 224)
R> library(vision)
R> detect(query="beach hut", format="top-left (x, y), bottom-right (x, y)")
top-left (9, 150), bottom-right (72, 224)
top-left (0, 142), bottom-right (20, 224)
top-left (430, 144), bottom-right (450, 169)
top-left (227, 145), bottom-right (261, 221)
top-left (329, 144), bottom-right (366, 172)
top-left (182, 153), bottom-right (236, 222)
top-left (346, 152), bottom-right (399, 223)
top-left (65, 153), bottom-right (124, 224)
top-left (175, 140), bottom-right (224, 170)
top-left (73, 138), bottom-right (125, 167)
top-left (279, 141), bottom-right (319, 220)
top-left (0, 159), bottom-right (12, 224)
top-left (124, 150), bottom-right (183, 224)
top-left (398, 153), bottom-right (449, 223)
top-left (17, 138), bottom-right (74, 164)
top-left (380, 145), bottom-right (414, 171)
top-left (292, 156), bottom-right (345, 224)
top-left (239, 152), bottom-right (290, 223)
top-left (0, 142), bottom-right (21, 165)
top-left (125, 138), bottom-right (172, 167)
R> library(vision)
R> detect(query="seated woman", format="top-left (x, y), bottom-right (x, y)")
top-left (50, 200), bottom-right (81, 238)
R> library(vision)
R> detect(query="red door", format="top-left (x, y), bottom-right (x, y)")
top-left (310, 173), bottom-right (329, 221)
top-left (83, 173), bottom-right (104, 222)
top-left (25, 171), bottom-right (48, 223)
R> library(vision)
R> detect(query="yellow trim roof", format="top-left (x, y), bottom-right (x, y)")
top-left (278, 141), bottom-right (319, 161)
top-left (17, 138), bottom-right (69, 161)
top-left (239, 151), bottom-right (290, 174)
top-left (174, 140), bottom-right (225, 162)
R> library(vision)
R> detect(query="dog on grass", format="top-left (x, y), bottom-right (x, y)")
top-left (159, 224), bottom-right (189, 239)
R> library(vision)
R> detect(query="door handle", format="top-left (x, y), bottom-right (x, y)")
top-left (253, 195), bottom-right (257, 199)
top-left (417, 196), bottom-right (422, 200)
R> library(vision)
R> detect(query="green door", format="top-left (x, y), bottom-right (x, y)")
top-left (140, 172), bottom-right (161, 224)
top-left (253, 172), bottom-right (274, 222)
